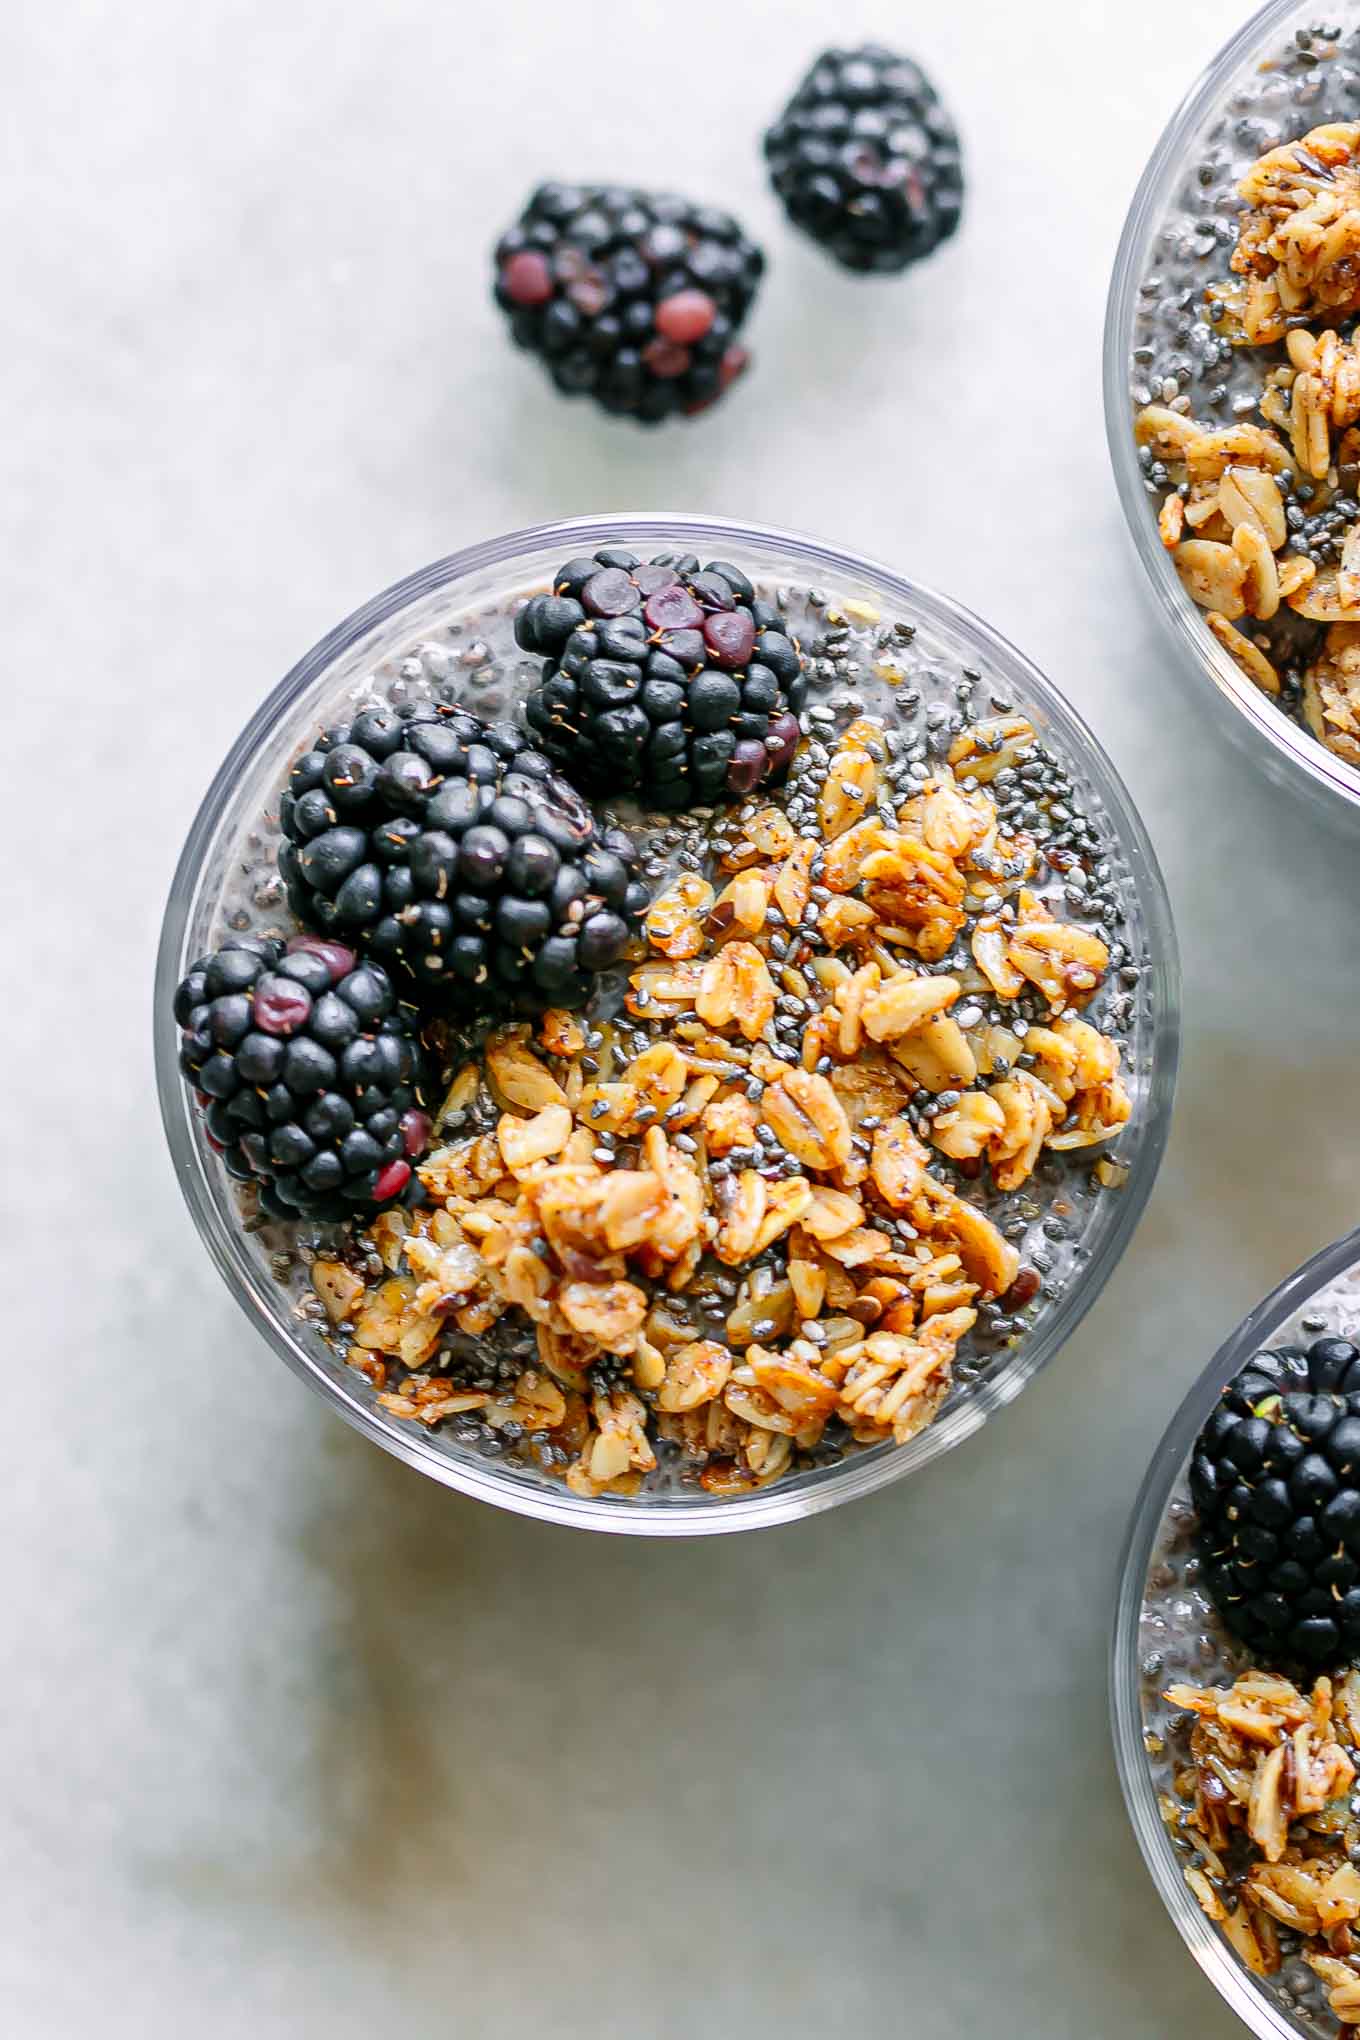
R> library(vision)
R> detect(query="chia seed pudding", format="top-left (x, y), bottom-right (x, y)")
top-left (161, 524), bottom-right (1175, 1523)
top-left (1130, 1247), bottom-right (1360, 2037)
top-left (1121, 4), bottom-right (1360, 788)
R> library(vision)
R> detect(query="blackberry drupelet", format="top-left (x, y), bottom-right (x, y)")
top-left (493, 184), bottom-right (764, 423)
top-left (277, 704), bottom-right (646, 1010)
top-left (517, 547), bottom-right (804, 810)
top-left (1190, 1336), bottom-right (1360, 1668)
top-left (174, 936), bottom-right (432, 1223)
top-left (764, 45), bottom-right (963, 275)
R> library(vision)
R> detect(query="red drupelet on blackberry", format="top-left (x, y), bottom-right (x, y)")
top-left (276, 704), bottom-right (647, 1010)
top-left (517, 547), bottom-right (805, 810)
top-left (173, 936), bottom-right (433, 1223)
top-left (764, 46), bottom-right (963, 275)
top-left (492, 185), bottom-right (764, 423)
top-left (1190, 1336), bottom-right (1360, 1669)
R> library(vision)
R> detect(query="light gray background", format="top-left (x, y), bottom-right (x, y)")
top-left (6, 1), bottom-right (1357, 2034)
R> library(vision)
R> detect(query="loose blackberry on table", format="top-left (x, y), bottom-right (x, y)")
top-left (276, 703), bottom-right (647, 1010)
top-left (174, 936), bottom-right (432, 1222)
top-left (1190, 1335), bottom-right (1360, 1668)
top-left (764, 45), bottom-right (963, 275)
top-left (517, 547), bottom-right (804, 809)
top-left (493, 184), bottom-right (764, 422)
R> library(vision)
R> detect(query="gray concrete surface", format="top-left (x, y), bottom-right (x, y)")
top-left (6, 1), bottom-right (1358, 2033)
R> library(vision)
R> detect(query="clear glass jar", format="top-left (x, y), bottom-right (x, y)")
top-left (1113, 1229), bottom-right (1360, 2039)
top-left (1104, 0), bottom-right (1360, 821)
top-left (156, 515), bottom-right (1180, 1535)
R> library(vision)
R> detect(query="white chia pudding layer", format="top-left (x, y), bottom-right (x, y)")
top-left (183, 564), bottom-right (1162, 1503)
top-left (1139, 1259), bottom-right (1360, 2036)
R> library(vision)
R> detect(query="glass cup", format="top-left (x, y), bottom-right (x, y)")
top-left (157, 515), bottom-right (1180, 1534)
top-left (1105, 0), bottom-right (1360, 822)
top-left (1113, 1228), bottom-right (1360, 2039)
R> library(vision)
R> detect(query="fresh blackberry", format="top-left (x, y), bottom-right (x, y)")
top-left (517, 548), bottom-right (804, 810)
top-left (173, 935), bottom-right (433, 1223)
top-left (277, 704), bottom-right (646, 1010)
top-left (764, 46), bottom-right (963, 275)
top-left (492, 184), bottom-right (764, 423)
top-left (1190, 1336), bottom-right (1360, 1668)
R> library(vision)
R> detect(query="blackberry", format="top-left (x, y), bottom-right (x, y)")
top-left (277, 704), bottom-right (646, 1010)
top-left (764, 46), bottom-right (963, 275)
top-left (1190, 1336), bottom-right (1360, 1668)
top-left (492, 184), bottom-right (764, 423)
top-left (173, 935), bottom-right (433, 1223)
top-left (518, 548), bottom-right (804, 809)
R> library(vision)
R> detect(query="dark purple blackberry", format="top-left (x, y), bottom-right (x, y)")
top-left (173, 935), bottom-right (433, 1223)
top-left (277, 704), bottom-right (646, 1011)
top-left (1190, 1336), bottom-right (1360, 1669)
top-left (517, 548), bottom-right (804, 810)
top-left (492, 184), bottom-right (763, 423)
top-left (764, 46), bottom-right (963, 275)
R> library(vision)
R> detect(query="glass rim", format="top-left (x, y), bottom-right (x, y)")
top-left (156, 511), bottom-right (1181, 1537)
top-left (1110, 1223), bottom-right (1360, 2037)
top-left (1102, 0), bottom-right (1360, 816)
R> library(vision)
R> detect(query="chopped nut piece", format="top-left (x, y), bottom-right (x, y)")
top-left (538, 1010), bottom-right (586, 1059)
top-left (932, 1091), bottom-right (1006, 1162)
top-left (818, 895), bottom-right (877, 948)
top-left (558, 1280), bottom-right (648, 1354)
top-left (621, 1042), bottom-right (689, 1116)
top-left (645, 874), bottom-right (715, 959)
top-left (1006, 906), bottom-right (1109, 1011)
top-left (497, 1103), bottom-right (573, 1172)
top-left (744, 806), bottom-right (797, 858)
top-left (820, 815), bottom-right (885, 893)
top-left (657, 1339), bottom-right (733, 1412)
top-left (312, 1259), bottom-right (365, 1323)
top-left (626, 961), bottom-right (703, 1017)
top-left (576, 1080), bottom-right (642, 1135)
top-left (701, 1091), bottom-right (758, 1154)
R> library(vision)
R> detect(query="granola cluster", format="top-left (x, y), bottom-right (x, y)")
top-left (1222, 123), bottom-right (1360, 344)
top-left (310, 711), bottom-right (1131, 1501)
top-left (1134, 120), bottom-right (1360, 767)
top-left (1164, 1669), bottom-right (1360, 2022)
